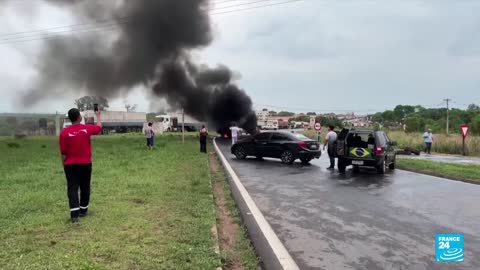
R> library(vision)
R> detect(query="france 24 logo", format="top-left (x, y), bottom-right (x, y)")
top-left (435, 234), bottom-right (464, 262)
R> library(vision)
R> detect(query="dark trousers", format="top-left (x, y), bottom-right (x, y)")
top-left (64, 164), bottom-right (92, 218)
top-left (425, 142), bottom-right (432, 154)
top-left (327, 144), bottom-right (335, 168)
top-left (200, 136), bottom-right (207, 153)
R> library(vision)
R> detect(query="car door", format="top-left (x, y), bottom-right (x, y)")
top-left (268, 133), bottom-right (291, 158)
top-left (383, 133), bottom-right (395, 163)
top-left (252, 132), bottom-right (272, 157)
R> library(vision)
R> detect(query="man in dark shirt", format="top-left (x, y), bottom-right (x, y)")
top-left (59, 108), bottom-right (102, 223)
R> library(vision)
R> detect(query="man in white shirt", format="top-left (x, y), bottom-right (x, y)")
top-left (323, 125), bottom-right (338, 169)
top-left (229, 123), bottom-right (240, 145)
top-left (422, 129), bottom-right (434, 154)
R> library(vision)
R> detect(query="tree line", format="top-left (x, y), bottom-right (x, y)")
top-left (372, 104), bottom-right (480, 134)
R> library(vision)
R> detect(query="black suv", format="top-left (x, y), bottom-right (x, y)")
top-left (335, 129), bottom-right (397, 174)
top-left (231, 131), bottom-right (321, 164)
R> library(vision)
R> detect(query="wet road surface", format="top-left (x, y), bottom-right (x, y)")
top-left (216, 139), bottom-right (480, 270)
top-left (398, 154), bottom-right (480, 165)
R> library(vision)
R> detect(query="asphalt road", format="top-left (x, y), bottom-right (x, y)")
top-left (216, 139), bottom-right (480, 270)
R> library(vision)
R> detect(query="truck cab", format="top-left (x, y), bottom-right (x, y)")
top-left (155, 115), bottom-right (172, 131)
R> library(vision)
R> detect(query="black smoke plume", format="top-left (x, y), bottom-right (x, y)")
top-left (6, 0), bottom-right (257, 133)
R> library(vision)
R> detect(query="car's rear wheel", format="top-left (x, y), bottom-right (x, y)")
top-left (338, 158), bottom-right (347, 173)
top-left (300, 157), bottom-right (312, 164)
top-left (353, 165), bottom-right (360, 173)
top-left (377, 159), bottom-right (386, 174)
top-left (234, 146), bottom-right (247, 160)
top-left (256, 156), bottom-right (264, 161)
top-left (280, 150), bottom-right (295, 164)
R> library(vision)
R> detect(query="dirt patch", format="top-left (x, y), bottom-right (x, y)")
top-left (209, 152), bottom-right (243, 270)
top-left (131, 198), bottom-right (146, 205)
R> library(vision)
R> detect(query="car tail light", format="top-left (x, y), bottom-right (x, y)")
top-left (298, 141), bottom-right (308, 149)
top-left (224, 134), bottom-right (228, 138)
top-left (376, 146), bottom-right (384, 155)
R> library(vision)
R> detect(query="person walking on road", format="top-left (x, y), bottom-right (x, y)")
top-left (59, 108), bottom-right (102, 223)
top-left (199, 125), bottom-right (208, 153)
top-left (230, 123), bottom-right (240, 145)
top-left (423, 129), bottom-right (434, 154)
top-left (324, 125), bottom-right (338, 170)
top-left (145, 122), bottom-right (155, 150)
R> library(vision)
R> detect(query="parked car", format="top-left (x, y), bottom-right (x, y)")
top-left (335, 129), bottom-right (397, 174)
top-left (231, 131), bottom-right (321, 164)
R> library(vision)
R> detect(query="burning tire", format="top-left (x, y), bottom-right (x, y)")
top-left (234, 146), bottom-right (247, 160)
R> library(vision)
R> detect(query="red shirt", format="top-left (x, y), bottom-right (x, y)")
top-left (59, 124), bottom-right (102, 165)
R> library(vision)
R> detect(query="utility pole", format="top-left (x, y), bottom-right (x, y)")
top-left (182, 108), bottom-right (185, 144)
top-left (444, 98), bottom-right (451, 135)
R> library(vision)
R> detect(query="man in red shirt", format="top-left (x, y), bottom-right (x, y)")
top-left (60, 108), bottom-right (102, 223)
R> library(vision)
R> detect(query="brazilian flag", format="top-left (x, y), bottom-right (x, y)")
top-left (349, 147), bottom-right (371, 158)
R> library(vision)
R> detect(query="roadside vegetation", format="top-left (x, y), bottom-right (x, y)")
top-left (388, 131), bottom-right (480, 156)
top-left (209, 153), bottom-right (258, 269)
top-left (0, 134), bottom-right (255, 269)
top-left (397, 159), bottom-right (480, 183)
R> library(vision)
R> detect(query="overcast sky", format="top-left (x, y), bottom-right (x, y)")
top-left (0, 0), bottom-right (479, 114)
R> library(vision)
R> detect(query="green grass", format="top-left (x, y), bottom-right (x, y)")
top-left (209, 154), bottom-right (258, 269)
top-left (397, 159), bottom-right (480, 183)
top-left (0, 135), bottom-right (221, 269)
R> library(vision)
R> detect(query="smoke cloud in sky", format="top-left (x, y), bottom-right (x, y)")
top-left (3, 0), bottom-right (257, 133)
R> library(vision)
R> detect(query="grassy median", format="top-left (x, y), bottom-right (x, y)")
top-left (0, 135), bottom-right (229, 269)
top-left (397, 159), bottom-right (480, 183)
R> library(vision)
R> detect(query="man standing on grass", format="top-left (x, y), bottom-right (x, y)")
top-left (59, 108), bottom-right (102, 223)
top-left (145, 122), bottom-right (155, 150)
top-left (323, 125), bottom-right (338, 170)
top-left (423, 128), bottom-right (434, 154)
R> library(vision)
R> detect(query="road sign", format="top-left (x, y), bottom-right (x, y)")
top-left (460, 124), bottom-right (470, 156)
top-left (460, 124), bottom-right (470, 139)
top-left (314, 122), bottom-right (321, 131)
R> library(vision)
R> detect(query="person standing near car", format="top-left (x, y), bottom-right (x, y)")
top-left (145, 122), bottom-right (155, 150)
top-left (199, 125), bottom-right (208, 153)
top-left (323, 125), bottom-right (338, 170)
top-left (229, 123), bottom-right (240, 145)
top-left (59, 108), bottom-right (102, 223)
top-left (423, 128), bottom-right (433, 154)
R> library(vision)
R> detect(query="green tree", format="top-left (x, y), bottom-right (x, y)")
top-left (315, 116), bottom-right (344, 129)
top-left (269, 111), bottom-right (277, 116)
top-left (467, 103), bottom-right (480, 112)
top-left (291, 115), bottom-right (310, 122)
top-left (471, 115), bottom-right (480, 135)
top-left (74, 96), bottom-right (109, 111)
top-left (306, 112), bottom-right (316, 116)
top-left (405, 115), bottom-right (425, 132)
top-left (277, 111), bottom-right (295, 117)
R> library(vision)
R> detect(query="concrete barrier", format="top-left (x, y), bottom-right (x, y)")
top-left (213, 138), bottom-right (299, 270)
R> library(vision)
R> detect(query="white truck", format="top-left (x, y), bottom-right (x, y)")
top-left (62, 110), bottom-right (147, 134)
top-left (155, 112), bottom-right (206, 132)
top-left (258, 119), bottom-right (279, 130)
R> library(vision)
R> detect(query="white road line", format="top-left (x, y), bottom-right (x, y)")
top-left (213, 138), bottom-right (299, 270)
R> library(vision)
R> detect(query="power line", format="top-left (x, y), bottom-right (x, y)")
top-left (0, 0), bottom-right (291, 38)
top-left (0, 0), bottom-right (303, 45)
